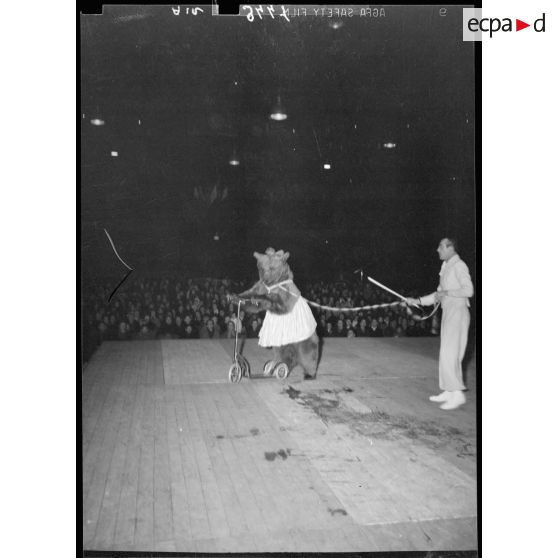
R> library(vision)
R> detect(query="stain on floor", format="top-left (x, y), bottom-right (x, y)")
top-left (264, 449), bottom-right (292, 461)
top-left (327, 507), bottom-right (348, 516)
top-left (282, 385), bottom-right (476, 460)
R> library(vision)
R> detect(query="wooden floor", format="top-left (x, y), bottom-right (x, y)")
top-left (82, 337), bottom-right (477, 552)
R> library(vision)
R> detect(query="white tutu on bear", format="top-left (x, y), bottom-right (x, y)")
top-left (258, 296), bottom-right (317, 347)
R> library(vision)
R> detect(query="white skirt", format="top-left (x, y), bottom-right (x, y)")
top-left (258, 297), bottom-right (317, 347)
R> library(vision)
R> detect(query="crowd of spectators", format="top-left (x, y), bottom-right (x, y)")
top-left (82, 276), bottom-right (439, 363)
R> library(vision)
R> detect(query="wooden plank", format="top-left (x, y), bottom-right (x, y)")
top-left (161, 340), bottom-right (230, 384)
top-left (133, 384), bottom-right (155, 549)
top-left (209, 388), bottom-right (274, 540)
top-left (223, 385), bottom-right (291, 537)
top-left (164, 386), bottom-right (194, 551)
top-left (92, 382), bottom-right (138, 549)
top-left (182, 385), bottom-right (230, 540)
top-left (175, 385), bottom-right (212, 542)
top-left (194, 385), bottom-right (255, 542)
top-left (153, 386), bottom-right (174, 545)
top-left (231, 383), bottom-right (327, 532)
top-left (113, 385), bottom-right (145, 547)
top-left (234, 382), bottom-right (352, 533)
top-left (409, 516), bottom-right (478, 550)
top-left (82, 380), bottom-right (111, 451)
top-left (83, 385), bottom-right (124, 548)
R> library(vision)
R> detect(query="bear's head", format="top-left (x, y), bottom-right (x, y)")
top-left (253, 247), bottom-right (293, 285)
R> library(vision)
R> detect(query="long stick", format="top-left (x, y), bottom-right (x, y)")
top-left (104, 228), bottom-right (133, 271)
top-left (366, 275), bottom-right (407, 302)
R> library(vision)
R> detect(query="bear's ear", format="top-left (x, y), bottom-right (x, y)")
top-left (265, 247), bottom-right (275, 255)
top-left (283, 251), bottom-right (290, 261)
top-left (254, 251), bottom-right (264, 260)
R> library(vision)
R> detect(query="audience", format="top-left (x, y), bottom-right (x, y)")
top-left (81, 276), bottom-right (440, 363)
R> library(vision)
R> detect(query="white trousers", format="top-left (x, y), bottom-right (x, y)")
top-left (438, 300), bottom-right (470, 391)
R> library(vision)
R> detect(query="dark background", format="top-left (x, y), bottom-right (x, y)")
top-left (81, 5), bottom-right (475, 292)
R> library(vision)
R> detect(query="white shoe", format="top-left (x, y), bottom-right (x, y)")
top-left (429, 391), bottom-right (450, 402)
top-left (440, 391), bottom-right (466, 410)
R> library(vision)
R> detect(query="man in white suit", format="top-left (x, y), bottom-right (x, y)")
top-left (406, 238), bottom-right (474, 410)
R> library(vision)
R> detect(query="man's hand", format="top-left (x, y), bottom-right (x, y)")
top-left (227, 293), bottom-right (240, 304)
top-left (405, 297), bottom-right (420, 306)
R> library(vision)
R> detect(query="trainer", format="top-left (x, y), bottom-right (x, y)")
top-left (406, 238), bottom-right (474, 410)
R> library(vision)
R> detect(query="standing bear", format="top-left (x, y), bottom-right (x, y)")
top-left (229, 248), bottom-right (319, 380)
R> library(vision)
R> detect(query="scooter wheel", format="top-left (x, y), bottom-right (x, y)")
top-left (275, 362), bottom-right (289, 380)
top-left (263, 360), bottom-right (275, 377)
top-left (228, 363), bottom-right (242, 383)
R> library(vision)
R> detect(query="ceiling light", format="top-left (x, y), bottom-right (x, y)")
top-left (329, 20), bottom-right (344, 29)
top-left (111, 151), bottom-right (119, 157)
top-left (323, 163), bottom-right (331, 170)
top-left (90, 118), bottom-right (105, 126)
top-left (270, 95), bottom-right (287, 121)
top-left (383, 142), bottom-right (397, 149)
top-left (229, 148), bottom-right (240, 166)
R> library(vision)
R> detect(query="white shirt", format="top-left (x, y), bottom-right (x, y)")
top-left (421, 254), bottom-right (474, 307)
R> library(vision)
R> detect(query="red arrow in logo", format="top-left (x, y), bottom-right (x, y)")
top-left (516, 19), bottom-right (531, 31)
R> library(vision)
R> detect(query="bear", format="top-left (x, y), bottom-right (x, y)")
top-left (229, 248), bottom-right (320, 380)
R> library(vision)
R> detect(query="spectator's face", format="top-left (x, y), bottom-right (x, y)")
top-left (371, 319), bottom-right (378, 328)
top-left (360, 319), bottom-right (366, 328)
top-left (326, 323), bottom-right (332, 332)
top-left (165, 316), bottom-right (172, 325)
top-left (186, 325), bottom-right (193, 334)
top-left (119, 322), bottom-right (127, 333)
top-left (175, 316), bottom-right (182, 326)
top-left (251, 320), bottom-right (258, 329)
